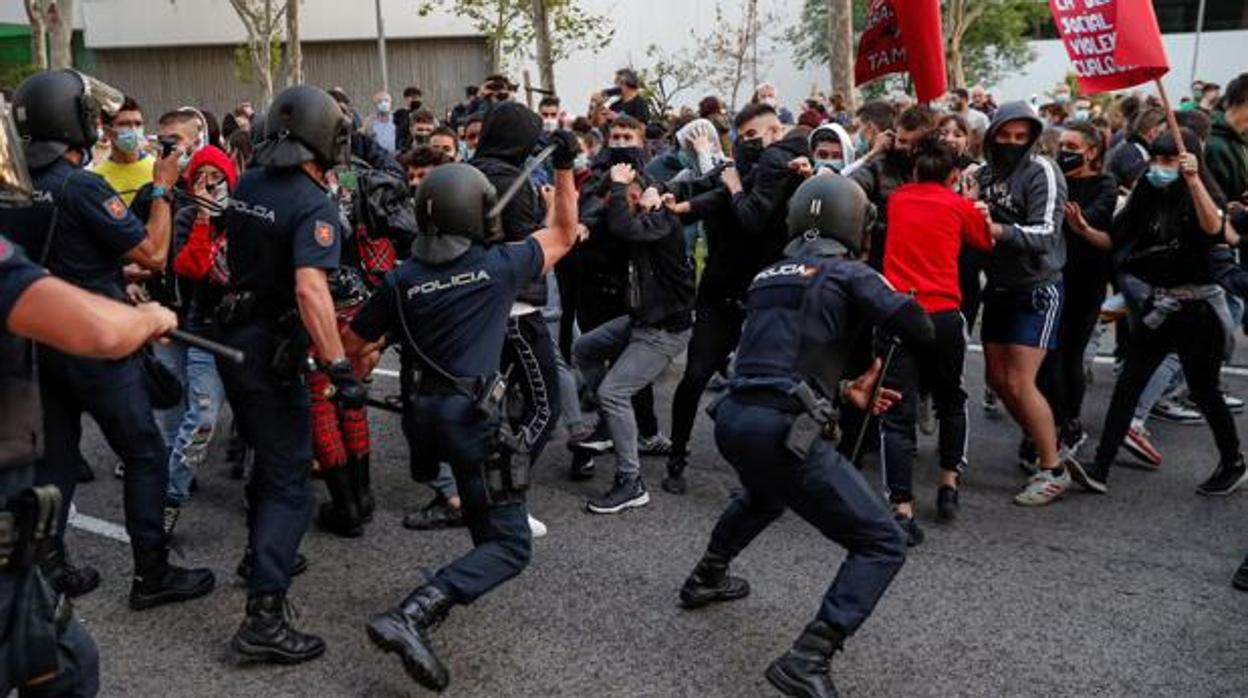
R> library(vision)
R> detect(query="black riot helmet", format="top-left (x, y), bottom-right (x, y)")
top-left (412, 163), bottom-right (502, 265)
top-left (12, 69), bottom-right (125, 169)
top-left (785, 174), bottom-right (874, 256)
top-left (253, 86), bottom-right (352, 169)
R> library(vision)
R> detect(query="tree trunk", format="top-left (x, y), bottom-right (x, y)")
top-left (948, 36), bottom-right (966, 90)
top-left (47, 0), bottom-right (75, 70)
top-left (286, 0), bottom-right (302, 86)
top-left (530, 0), bottom-right (556, 94)
top-left (828, 0), bottom-right (855, 111)
top-left (24, 0), bottom-right (48, 71)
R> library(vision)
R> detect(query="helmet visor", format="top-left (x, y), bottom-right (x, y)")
top-left (73, 71), bottom-right (125, 117)
top-left (0, 95), bottom-right (34, 206)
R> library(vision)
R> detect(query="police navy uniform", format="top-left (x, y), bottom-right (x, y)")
top-left (704, 248), bottom-right (919, 636)
top-left (350, 237), bottom-right (545, 603)
top-left (0, 159), bottom-right (171, 564)
top-left (0, 235), bottom-right (99, 697)
top-left (216, 166), bottom-right (342, 595)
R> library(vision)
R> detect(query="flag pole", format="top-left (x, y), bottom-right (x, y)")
top-left (1154, 79), bottom-right (1187, 156)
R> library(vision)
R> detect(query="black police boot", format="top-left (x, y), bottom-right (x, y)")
top-left (235, 548), bottom-right (309, 582)
top-left (40, 548), bottom-right (101, 599)
top-left (316, 467), bottom-right (364, 538)
top-left (661, 450), bottom-right (690, 495)
top-left (679, 550), bottom-right (750, 609)
top-left (764, 621), bottom-right (845, 698)
top-left (129, 547), bottom-right (216, 611)
top-left (350, 454), bottom-right (376, 523)
top-left (231, 592), bottom-right (326, 665)
top-left (366, 584), bottom-right (453, 692)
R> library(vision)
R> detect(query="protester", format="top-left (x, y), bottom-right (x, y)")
top-left (363, 91), bottom-right (397, 153)
top-left (94, 96), bottom-right (152, 206)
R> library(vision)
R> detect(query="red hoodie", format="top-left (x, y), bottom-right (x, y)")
top-left (883, 182), bottom-right (992, 314)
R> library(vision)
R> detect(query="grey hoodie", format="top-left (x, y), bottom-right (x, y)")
top-left (977, 101), bottom-right (1067, 291)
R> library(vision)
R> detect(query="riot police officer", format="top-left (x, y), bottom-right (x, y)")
top-left (0, 94), bottom-right (181, 695)
top-left (342, 131), bottom-right (581, 692)
top-left (676, 176), bottom-right (934, 697)
top-left (216, 85), bottom-right (366, 664)
top-left (0, 70), bottom-right (216, 608)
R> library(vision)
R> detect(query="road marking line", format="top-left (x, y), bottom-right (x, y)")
top-left (966, 344), bottom-right (1248, 377)
top-left (68, 505), bottom-right (130, 543)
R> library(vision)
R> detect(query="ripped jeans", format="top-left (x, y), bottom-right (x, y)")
top-left (155, 342), bottom-right (225, 504)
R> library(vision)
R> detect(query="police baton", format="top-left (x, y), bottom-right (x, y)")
top-left (849, 336), bottom-right (901, 465)
top-left (488, 144), bottom-right (557, 219)
top-left (167, 329), bottom-right (246, 366)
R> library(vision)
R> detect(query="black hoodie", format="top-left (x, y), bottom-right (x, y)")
top-left (470, 102), bottom-right (547, 306)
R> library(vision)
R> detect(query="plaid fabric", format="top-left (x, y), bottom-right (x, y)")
top-left (357, 225), bottom-right (397, 288)
top-left (309, 370), bottom-right (347, 473)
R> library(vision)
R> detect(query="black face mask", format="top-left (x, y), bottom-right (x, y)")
top-left (733, 136), bottom-right (764, 176)
top-left (992, 142), bottom-right (1029, 174)
top-left (608, 146), bottom-right (645, 167)
top-left (409, 100), bottom-right (423, 111)
top-left (1057, 151), bottom-right (1085, 174)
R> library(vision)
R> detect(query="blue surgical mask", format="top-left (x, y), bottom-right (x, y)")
top-left (377, 100), bottom-right (392, 114)
top-left (573, 153), bottom-right (590, 171)
top-left (1145, 165), bottom-right (1180, 189)
top-left (1073, 109), bottom-right (1090, 123)
top-left (854, 134), bottom-right (869, 157)
top-left (815, 158), bottom-right (845, 173)
top-left (114, 127), bottom-right (144, 154)
top-left (177, 150), bottom-right (192, 172)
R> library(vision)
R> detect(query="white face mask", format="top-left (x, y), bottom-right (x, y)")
top-left (542, 118), bottom-right (559, 133)
top-left (377, 100), bottom-right (392, 115)
top-left (209, 182), bottom-right (229, 217)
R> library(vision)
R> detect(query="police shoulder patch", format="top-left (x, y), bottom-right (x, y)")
top-left (104, 196), bottom-right (128, 220)
top-left (314, 220), bottom-right (335, 248)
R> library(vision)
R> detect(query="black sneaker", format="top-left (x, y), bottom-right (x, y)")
top-left (661, 452), bottom-right (689, 495)
top-left (894, 514), bottom-right (924, 547)
top-left (41, 550), bottom-right (101, 599)
top-left (1060, 421), bottom-right (1088, 456)
top-left (402, 498), bottom-right (465, 530)
top-left (1065, 455), bottom-right (1108, 494)
top-left (568, 452), bottom-right (596, 481)
top-left (586, 475), bottom-right (650, 515)
top-left (1017, 438), bottom-right (1039, 475)
top-left (1234, 556), bottom-right (1248, 591)
top-left (1196, 455), bottom-right (1248, 496)
top-left (935, 486), bottom-right (959, 523)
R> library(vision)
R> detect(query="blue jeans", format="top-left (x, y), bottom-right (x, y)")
top-left (708, 395), bottom-right (906, 635)
top-left (154, 342), bottom-right (225, 504)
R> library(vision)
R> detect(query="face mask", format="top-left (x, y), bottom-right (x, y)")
top-left (209, 182), bottom-right (229, 217)
top-left (1055, 93), bottom-right (1071, 105)
top-left (761, 97), bottom-right (778, 109)
top-left (854, 134), bottom-right (869, 157)
top-left (815, 159), bottom-right (844, 173)
top-left (1145, 165), bottom-right (1180, 189)
top-left (115, 127), bottom-right (144, 154)
top-left (542, 118), bottom-right (559, 133)
top-left (377, 100), bottom-right (392, 114)
top-left (1073, 109), bottom-right (1090, 123)
top-left (409, 99), bottom-right (422, 111)
top-left (1057, 151), bottom-right (1085, 174)
top-left (991, 142), bottom-right (1029, 173)
top-left (96, 127), bottom-right (105, 143)
top-left (608, 146), bottom-right (644, 166)
top-left (464, 147), bottom-right (475, 161)
top-left (573, 153), bottom-right (590, 171)
top-left (177, 150), bottom-right (192, 172)
top-left (733, 136), bottom-right (764, 175)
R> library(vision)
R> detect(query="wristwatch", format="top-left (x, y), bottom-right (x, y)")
top-left (150, 184), bottom-right (173, 202)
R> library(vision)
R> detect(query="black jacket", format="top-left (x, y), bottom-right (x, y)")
top-left (470, 102), bottom-right (547, 306)
top-left (850, 151), bottom-right (913, 269)
top-left (1113, 175), bottom-right (1225, 288)
top-left (605, 182), bottom-right (694, 330)
top-left (1063, 173), bottom-right (1118, 279)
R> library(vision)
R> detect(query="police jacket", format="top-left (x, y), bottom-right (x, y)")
top-left (0, 236), bottom-right (46, 470)
top-left (977, 102), bottom-right (1068, 292)
top-left (604, 183), bottom-right (695, 331)
top-left (470, 103), bottom-right (547, 307)
top-left (734, 242), bottom-right (934, 400)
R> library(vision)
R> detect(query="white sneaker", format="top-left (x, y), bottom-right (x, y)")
top-left (527, 514), bottom-right (547, 538)
top-left (1013, 468), bottom-right (1071, 507)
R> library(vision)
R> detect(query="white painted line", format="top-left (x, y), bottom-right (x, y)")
top-left (68, 505), bottom-right (130, 544)
top-left (966, 344), bottom-right (1248, 377)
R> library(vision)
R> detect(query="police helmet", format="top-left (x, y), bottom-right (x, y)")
top-left (12, 69), bottom-right (125, 169)
top-left (412, 163), bottom-right (502, 265)
top-left (786, 174), bottom-right (873, 255)
top-left (253, 86), bottom-right (352, 169)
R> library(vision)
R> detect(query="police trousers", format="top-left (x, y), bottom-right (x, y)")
top-left (37, 349), bottom-right (169, 559)
top-left (0, 468), bottom-right (98, 698)
top-left (708, 396), bottom-right (907, 635)
top-left (216, 323), bottom-right (315, 595)
top-left (404, 395), bottom-right (531, 604)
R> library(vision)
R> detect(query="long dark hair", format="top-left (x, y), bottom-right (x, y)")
top-left (1065, 121), bottom-right (1105, 172)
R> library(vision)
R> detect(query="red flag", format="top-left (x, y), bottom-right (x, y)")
top-left (854, 0), bottom-right (947, 103)
top-left (1049, 0), bottom-right (1169, 94)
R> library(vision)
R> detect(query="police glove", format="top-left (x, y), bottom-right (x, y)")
top-left (326, 358), bottom-right (368, 410)
top-left (549, 130), bottom-right (581, 171)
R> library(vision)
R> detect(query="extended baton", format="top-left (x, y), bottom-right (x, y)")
top-left (849, 336), bottom-right (901, 465)
top-left (487, 144), bottom-right (557, 219)
top-left (168, 329), bottom-right (246, 366)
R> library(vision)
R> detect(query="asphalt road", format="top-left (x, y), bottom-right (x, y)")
top-left (67, 349), bottom-right (1248, 697)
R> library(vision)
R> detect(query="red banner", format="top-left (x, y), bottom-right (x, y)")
top-left (854, 0), bottom-right (947, 104)
top-left (1049, 0), bottom-right (1169, 94)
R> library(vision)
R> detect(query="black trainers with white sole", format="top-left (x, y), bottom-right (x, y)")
top-left (586, 475), bottom-right (649, 514)
top-left (1196, 455), bottom-right (1248, 496)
